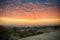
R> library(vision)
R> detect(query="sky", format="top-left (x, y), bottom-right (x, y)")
top-left (0, 0), bottom-right (60, 25)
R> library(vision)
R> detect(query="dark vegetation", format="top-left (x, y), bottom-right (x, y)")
top-left (0, 25), bottom-right (60, 40)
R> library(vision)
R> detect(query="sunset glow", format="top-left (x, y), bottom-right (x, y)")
top-left (0, 17), bottom-right (60, 25)
top-left (0, 0), bottom-right (60, 25)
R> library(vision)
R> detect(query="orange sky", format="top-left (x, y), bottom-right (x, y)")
top-left (0, 2), bottom-right (60, 25)
top-left (0, 7), bottom-right (60, 19)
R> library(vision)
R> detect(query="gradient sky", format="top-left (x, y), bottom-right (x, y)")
top-left (0, 0), bottom-right (60, 25)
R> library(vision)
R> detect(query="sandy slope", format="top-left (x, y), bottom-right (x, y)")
top-left (19, 31), bottom-right (60, 40)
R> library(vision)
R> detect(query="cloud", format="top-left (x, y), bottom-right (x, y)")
top-left (0, 0), bottom-right (60, 19)
top-left (0, 0), bottom-right (60, 7)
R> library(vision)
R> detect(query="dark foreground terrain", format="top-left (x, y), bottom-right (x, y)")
top-left (0, 25), bottom-right (60, 40)
top-left (20, 31), bottom-right (60, 40)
